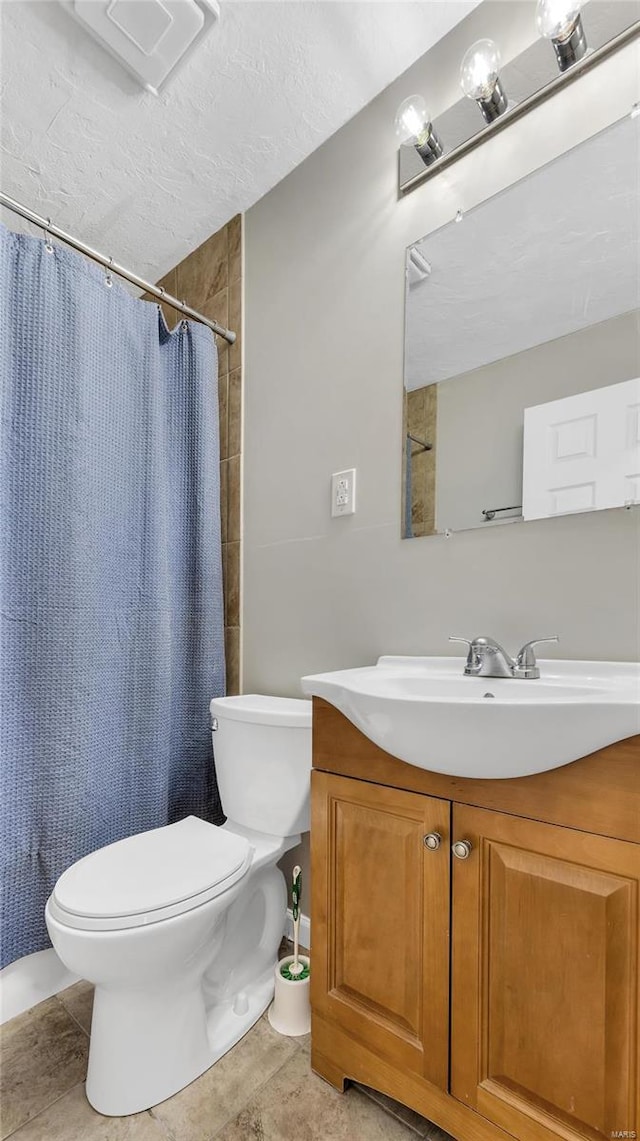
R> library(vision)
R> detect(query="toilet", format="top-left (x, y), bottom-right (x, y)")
top-left (45, 695), bottom-right (312, 1117)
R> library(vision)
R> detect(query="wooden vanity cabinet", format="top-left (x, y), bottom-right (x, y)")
top-left (451, 804), bottom-right (639, 1141)
top-left (311, 772), bottom-right (450, 1090)
top-left (310, 698), bottom-right (640, 1141)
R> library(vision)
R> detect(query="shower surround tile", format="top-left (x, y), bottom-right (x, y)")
top-left (228, 368), bottom-right (242, 459)
top-left (223, 542), bottom-right (240, 629)
top-left (224, 625), bottom-right (240, 697)
top-left (226, 456), bottom-right (241, 544)
top-left (218, 371), bottom-right (229, 461)
top-left (203, 286), bottom-right (230, 376)
top-left (228, 215), bottom-right (241, 285)
top-left (175, 228), bottom-right (228, 312)
top-left (142, 216), bottom-right (243, 696)
top-left (0, 997), bottom-right (88, 1138)
top-left (228, 280), bottom-right (242, 374)
top-left (220, 459), bottom-right (229, 545)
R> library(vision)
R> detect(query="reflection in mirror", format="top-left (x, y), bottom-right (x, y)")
top-left (402, 114), bottom-right (640, 540)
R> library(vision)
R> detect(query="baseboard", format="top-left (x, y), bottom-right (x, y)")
top-left (285, 908), bottom-right (311, 952)
top-left (0, 949), bottom-right (79, 1025)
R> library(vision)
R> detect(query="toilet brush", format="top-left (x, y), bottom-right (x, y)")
top-left (268, 865), bottom-right (311, 1035)
top-left (280, 866), bottom-right (309, 981)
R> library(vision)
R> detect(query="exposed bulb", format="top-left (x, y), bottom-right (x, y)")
top-left (460, 39), bottom-right (501, 102)
top-left (536, 0), bottom-right (581, 41)
top-left (395, 94), bottom-right (431, 145)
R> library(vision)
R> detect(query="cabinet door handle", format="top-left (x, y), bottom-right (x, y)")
top-left (452, 839), bottom-right (473, 860)
top-left (423, 832), bottom-right (442, 850)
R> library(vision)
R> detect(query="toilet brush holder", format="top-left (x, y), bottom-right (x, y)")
top-left (267, 955), bottom-right (311, 1036)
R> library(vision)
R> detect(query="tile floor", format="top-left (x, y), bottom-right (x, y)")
top-left (0, 979), bottom-right (454, 1141)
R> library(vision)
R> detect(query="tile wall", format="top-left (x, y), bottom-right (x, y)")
top-left (144, 217), bottom-right (242, 693)
top-left (403, 385), bottom-right (437, 539)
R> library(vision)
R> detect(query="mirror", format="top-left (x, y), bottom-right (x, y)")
top-left (402, 114), bottom-right (640, 539)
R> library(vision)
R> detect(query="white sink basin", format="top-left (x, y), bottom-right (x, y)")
top-left (301, 656), bottom-right (640, 779)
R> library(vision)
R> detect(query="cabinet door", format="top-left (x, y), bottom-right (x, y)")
top-left (451, 803), bottom-right (640, 1141)
top-left (311, 771), bottom-right (450, 1089)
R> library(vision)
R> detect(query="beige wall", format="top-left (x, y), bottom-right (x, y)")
top-left (243, 4), bottom-right (640, 895)
top-left (145, 217), bottom-right (243, 694)
top-left (434, 310), bottom-right (640, 534)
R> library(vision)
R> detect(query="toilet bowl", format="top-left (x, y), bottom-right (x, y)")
top-left (45, 695), bottom-right (312, 1116)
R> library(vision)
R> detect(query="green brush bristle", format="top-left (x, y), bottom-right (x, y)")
top-left (280, 962), bottom-right (310, 982)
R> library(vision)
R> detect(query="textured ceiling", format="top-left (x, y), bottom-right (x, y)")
top-left (0, 0), bottom-right (478, 283)
top-left (405, 114), bottom-right (640, 391)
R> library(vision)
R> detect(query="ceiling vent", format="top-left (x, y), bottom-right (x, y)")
top-left (60, 0), bottom-right (220, 95)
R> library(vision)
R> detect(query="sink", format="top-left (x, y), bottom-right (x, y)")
top-left (300, 656), bottom-right (640, 778)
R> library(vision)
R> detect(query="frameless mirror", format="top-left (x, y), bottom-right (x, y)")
top-left (402, 114), bottom-right (640, 539)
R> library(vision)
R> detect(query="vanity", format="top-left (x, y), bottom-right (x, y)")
top-left (304, 657), bottom-right (640, 1141)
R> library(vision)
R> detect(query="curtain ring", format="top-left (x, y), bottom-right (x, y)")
top-left (104, 256), bottom-right (114, 288)
top-left (180, 301), bottom-right (188, 331)
top-left (44, 219), bottom-right (54, 254)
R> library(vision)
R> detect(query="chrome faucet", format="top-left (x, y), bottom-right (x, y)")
top-left (449, 635), bottom-right (559, 679)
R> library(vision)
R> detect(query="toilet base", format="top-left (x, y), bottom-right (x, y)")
top-left (86, 964), bottom-right (276, 1116)
top-left (206, 967), bottom-right (275, 1065)
top-left (82, 861), bottom-right (289, 1117)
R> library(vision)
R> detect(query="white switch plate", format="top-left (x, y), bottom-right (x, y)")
top-left (331, 469), bottom-right (356, 517)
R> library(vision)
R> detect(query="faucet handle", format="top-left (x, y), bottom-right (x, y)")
top-left (449, 636), bottom-right (479, 672)
top-left (515, 636), bottom-right (559, 678)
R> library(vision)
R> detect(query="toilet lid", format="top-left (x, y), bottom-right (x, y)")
top-left (50, 817), bottom-right (252, 931)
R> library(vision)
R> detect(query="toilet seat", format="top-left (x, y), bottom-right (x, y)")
top-left (48, 816), bottom-right (253, 932)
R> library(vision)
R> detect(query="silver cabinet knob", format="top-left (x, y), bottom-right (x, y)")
top-left (423, 832), bottom-right (442, 851)
top-left (452, 839), bottom-right (473, 860)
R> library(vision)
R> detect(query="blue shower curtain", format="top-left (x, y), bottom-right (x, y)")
top-left (0, 223), bottom-right (226, 968)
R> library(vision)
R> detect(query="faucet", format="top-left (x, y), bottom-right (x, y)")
top-left (449, 635), bottom-right (559, 679)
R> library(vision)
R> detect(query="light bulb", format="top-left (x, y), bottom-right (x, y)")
top-left (395, 95), bottom-right (431, 146)
top-left (536, 0), bottom-right (586, 71)
top-left (460, 39), bottom-right (501, 102)
top-left (394, 94), bottom-right (443, 167)
top-left (459, 39), bottom-right (507, 124)
top-left (536, 0), bottom-right (581, 41)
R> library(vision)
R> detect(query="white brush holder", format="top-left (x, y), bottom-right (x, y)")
top-left (267, 955), bottom-right (311, 1037)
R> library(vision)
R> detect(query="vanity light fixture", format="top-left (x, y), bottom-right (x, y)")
top-left (394, 94), bottom-right (443, 167)
top-left (397, 3), bottom-right (639, 196)
top-left (536, 0), bottom-right (587, 71)
top-left (460, 39), bottom-right (508, 123)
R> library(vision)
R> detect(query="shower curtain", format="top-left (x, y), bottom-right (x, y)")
top-left (0, 223), bottom-right (226, 969)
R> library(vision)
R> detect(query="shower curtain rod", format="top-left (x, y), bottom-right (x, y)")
top-left (0, 191), bottom-right (237, 345)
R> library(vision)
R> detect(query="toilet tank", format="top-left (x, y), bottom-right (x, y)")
top-left (210, 695), bottom-right (312, 836)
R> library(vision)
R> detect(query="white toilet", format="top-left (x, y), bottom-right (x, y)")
top-left (45, 695), bottom-right (312, 1117)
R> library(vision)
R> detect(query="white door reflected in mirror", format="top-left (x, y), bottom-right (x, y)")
top-left (522, 376), bottom-right (640, 520)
